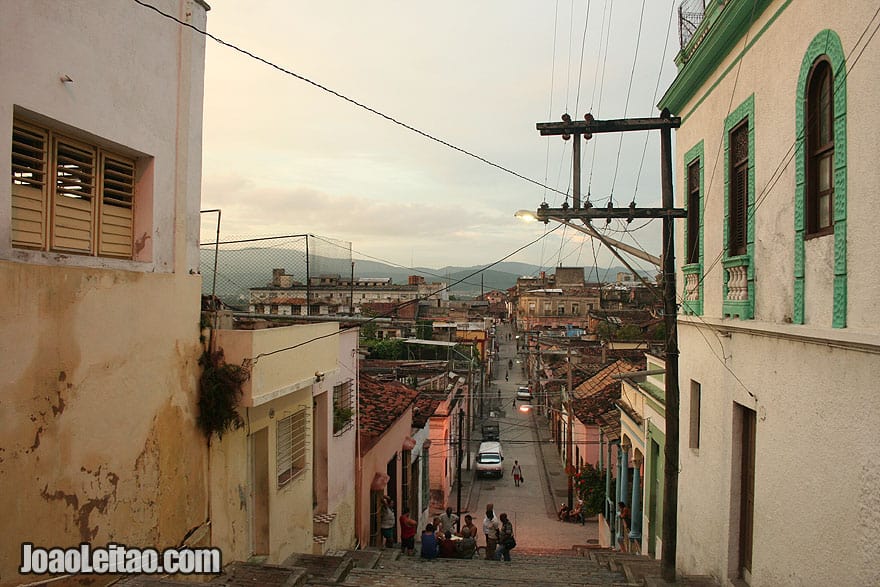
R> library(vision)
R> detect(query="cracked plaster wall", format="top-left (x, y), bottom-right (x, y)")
top-left (0, 263), bottom-right (208, 586)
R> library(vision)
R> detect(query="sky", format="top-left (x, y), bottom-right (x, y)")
top-left (197, 1), bottom-right (682, 274)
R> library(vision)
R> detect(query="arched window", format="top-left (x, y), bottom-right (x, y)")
top-left (806, 59), bottom-right (834, 236)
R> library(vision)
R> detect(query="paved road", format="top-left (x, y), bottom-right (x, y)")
top-left (465, 322), bottom-right (597, 552)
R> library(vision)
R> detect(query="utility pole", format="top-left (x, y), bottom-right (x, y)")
top-left (456, 408), bottom-right (464, 529)
top-left (566, 342), bottom-right (574, 511)
top-left (659, 112), bottom-right (680, 583)
top-left (535, 110), bottom-right (683, 580)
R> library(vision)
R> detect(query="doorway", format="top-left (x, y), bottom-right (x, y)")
top-left (251, 427), bottom-right (270, 556)
top-left (733, 404), bottom-right (756, 581)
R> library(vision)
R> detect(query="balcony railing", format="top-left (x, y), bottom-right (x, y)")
top-left (679, 0), bottom-right (707, 49)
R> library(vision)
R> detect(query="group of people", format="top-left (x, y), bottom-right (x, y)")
top-left (556, 497), bottom-right (584, 523)
top-left (410, 503), bottom-right (516, 562)
top-left (481, 503), bottom-right (516, 561)
top-left (418, 507), bottom-right (477, 560)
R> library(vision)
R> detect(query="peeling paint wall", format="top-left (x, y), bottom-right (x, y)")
top-left (0, 265), bottom-right (208, 585)
top-left (0, 1), bottom-right (209, 584)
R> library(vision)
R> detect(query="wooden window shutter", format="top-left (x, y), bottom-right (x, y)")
top-left (52, 137), bottom-right (96, 253)
top-left (98, 154), bottom-right (135, 258)
top-left (686, 160), bottom-right (700, 264)
top-left (11, 123), bottom-right (49, 249)
top-left (728, 124), bottom-right (749, 256)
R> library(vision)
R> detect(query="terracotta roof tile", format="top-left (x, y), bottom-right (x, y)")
top-left (358, 374), bottom-right (418, 453)
top-left (412, 393), bottom-right (442, 428)
top-left (571, 359), bottom-right (639, 426)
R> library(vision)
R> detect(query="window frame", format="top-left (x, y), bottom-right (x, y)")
top-left (805, 58), bottom-right (834, 238)
top-left (11, 118), bottom-right (138, 260)
top-left (722, 95), bottom-right (756, 320)
top-left (686, 159), bottom-right (701, 265)
top-left (794, 30), bottom-right (848, 328)
top-left (332, 379), bottom-right (354, 436)
top-left (689, 380), bottom-right (701, 450)
top-left (682, 141), bottom-right (704, 317)
top-left (276, 408), bottom-right (308, 488)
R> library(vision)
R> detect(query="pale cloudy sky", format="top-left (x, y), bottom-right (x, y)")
top-left (198, 1), bottom-right (680, 273)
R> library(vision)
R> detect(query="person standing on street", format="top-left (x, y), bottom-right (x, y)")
top-left (483, 505), bottom-right (501, 560)
top-left (493, 512), bottom-right (515, 561)
top-left (379, 496), bottom-right (396, 548)
top-left (399, 507), bottom-right (417, 555)
top-left (511, 460), bottom-right (523, 487)
top-left (438, 506), bottom-right (459, 534)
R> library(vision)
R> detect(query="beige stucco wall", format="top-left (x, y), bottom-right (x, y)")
top-left (214, 322), bottom-right (339, 406)
top-left (670, 3), bottom-right (880, 584)
top-left (210, 322), bottom-right (344, 562)
top-left (0, 264), bottom-right (208, 585)
top-left (672, 1), bottom-right (880, 331)
top-left (0, 0), bottom-right (207, 276)
top-left (210, 386), bottom-right (314, 564)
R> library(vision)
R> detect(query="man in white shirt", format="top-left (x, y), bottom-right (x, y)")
top-left (438, 506), bottom-right (459, 535)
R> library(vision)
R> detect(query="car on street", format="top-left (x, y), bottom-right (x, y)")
top-left (481, 420), bottom-right (500, 441)
top-left (516, 386), bottom-right (532, 403)
top-left (475, 441), bottom-right (504, 478)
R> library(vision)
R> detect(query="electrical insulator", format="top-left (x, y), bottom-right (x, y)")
top-left (584, 113), bottom-right (594, 140)
top-left (562, 113), bottom-right (571, 141)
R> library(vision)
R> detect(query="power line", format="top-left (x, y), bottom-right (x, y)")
top-left (131, 0), bottom-right (568, 198)
top-left (248, 225), bottom-right (564, 364)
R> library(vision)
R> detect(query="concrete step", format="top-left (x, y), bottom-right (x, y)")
top-left (337, 550), bottom-right (635, 586)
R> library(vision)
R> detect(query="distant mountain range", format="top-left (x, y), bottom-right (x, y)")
top-left (200, 246), bottom-right (650, 306)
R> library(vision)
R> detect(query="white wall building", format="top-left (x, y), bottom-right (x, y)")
top-left (660, 1), bottom-right (880, 585)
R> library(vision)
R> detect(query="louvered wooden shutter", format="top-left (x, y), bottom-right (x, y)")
top-left (98, 154), bottom-right (135, 258)
top-left (728, 124), bottom-right (749, 256)
top-left (11, 123), bottom-right (48, 248)
top-left (52, 138), bottom-right (96, 253)
top-left (686, 160), bottom-right (700, 264)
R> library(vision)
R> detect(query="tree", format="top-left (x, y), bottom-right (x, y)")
top-left (573, 463), bottom-right (606, 517)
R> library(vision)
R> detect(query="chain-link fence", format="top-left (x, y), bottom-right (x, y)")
top-left (199, 216), bottom-right (352, 310)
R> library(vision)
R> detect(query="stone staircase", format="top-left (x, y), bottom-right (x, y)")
top-left (115, 546), bottom-right (719, 586)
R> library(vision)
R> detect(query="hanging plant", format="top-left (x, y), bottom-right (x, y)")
top-left (197, 349), bottom-right (249, 439)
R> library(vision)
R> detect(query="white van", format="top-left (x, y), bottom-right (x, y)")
top-left (475, 441), bottom-right (504, 478)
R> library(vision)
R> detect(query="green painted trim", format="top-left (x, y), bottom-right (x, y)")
top-left (638, 381), bottom-right (666, 407)
top-left (644, 422), bottom-right (665, 537)
top-left (682, 140), bottom-right (705, 316)
top-left (723, 94), bottom-right (756, 320)
top-left (659, 0), bottom-right (789, 120)
top-left (647, 421), bottom-right (666, 444)
top-left (794, 29), bottom-right (847, 327)
top-left (637, 387), bottom-right (666, 417)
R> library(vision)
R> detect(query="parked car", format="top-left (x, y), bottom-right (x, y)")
top-left (475, 441), bottom-right (504, 478)
top-left (516, 386), bottom-right (532, 403)
top-left (481, 420), bottom-right (500, 441)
